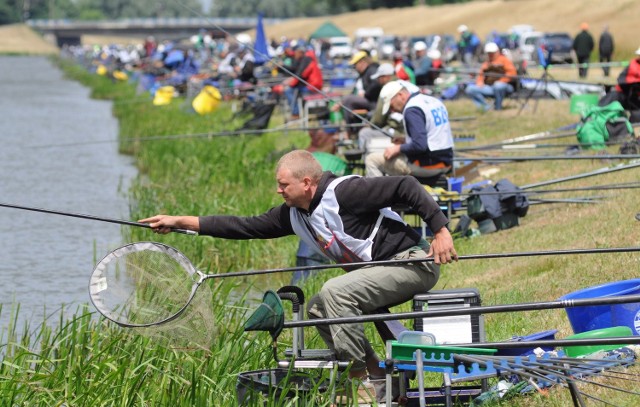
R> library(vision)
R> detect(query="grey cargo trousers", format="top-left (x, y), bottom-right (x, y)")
top-left (306, 244), bottom-right (439, 372)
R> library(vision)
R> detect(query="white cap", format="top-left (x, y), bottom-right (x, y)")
top-left (484, 42), bottom-right (499, 53)
top-left (457, 24), bottom-right (468, 33)
top-left (379, 81), bottom-right (406, 115)
top-left (635, 47), bottom-right (640, 55)
top-left (427, 49), bottom-right (441, 59)
top-left (413, 41), bottom-right (427, 51)
top-left (371, 63), bottom-right (395, 79)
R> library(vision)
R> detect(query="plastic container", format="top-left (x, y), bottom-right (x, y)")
top-left (496, 330), bottom-right (558, 357)
top-left (562, 326), bottom-right (632, 357)
top-left (558, 279), bottom-right (640, 335)
top-left (569, 93), bottom-right (599, 115)
top-left (192, 85), bottom-right (221, 115)
top-left (397, 331), bottom-right (436, 345)
top-left (153, 86), bottom-right (175, 106)
top-left (448, 177), bottom-right (464, 209)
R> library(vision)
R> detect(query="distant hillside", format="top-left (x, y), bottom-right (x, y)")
top-left (4, 0), bottom-right (639, 58)
top-left (257, 0), bottom-right (639, 58)
top-left (0, 24), bottom-right (58, 55)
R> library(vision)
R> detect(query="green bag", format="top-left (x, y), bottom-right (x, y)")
top-left (576, 101), bottom-right (633, 150)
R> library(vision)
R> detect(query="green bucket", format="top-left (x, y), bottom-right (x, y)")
top-left (562, 326), bottom-right (632, 357)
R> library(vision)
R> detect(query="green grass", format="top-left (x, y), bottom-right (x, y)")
top-left (1, 56), bottom-right (639, 406)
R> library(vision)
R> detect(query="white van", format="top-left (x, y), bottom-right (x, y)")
top-left (518, 31), bottom-right (543, 62)
top-left (328, 36), bottom-right (353, 59)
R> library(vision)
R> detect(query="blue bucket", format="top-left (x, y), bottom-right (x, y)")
top-left (559, 279), bottom-right (640, 335)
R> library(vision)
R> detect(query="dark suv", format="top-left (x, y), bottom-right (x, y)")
top-left (536, 32), bottom-right (574, 64)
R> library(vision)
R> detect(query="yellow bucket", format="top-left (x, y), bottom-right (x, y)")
top-left (153, 86), bottom-right (175, 106)
top-left (112, 70), bottom-right (128, 81)
top-left (96, 65), bottom-right (107, 76)
top-left (192, 85), bottom-right (222, 115)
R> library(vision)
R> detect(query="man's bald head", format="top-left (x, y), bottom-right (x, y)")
top-left (276, 150), bottom-right (323, 182)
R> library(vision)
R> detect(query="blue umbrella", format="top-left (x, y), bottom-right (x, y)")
top-left (253, 12), bottom-right (270, 66)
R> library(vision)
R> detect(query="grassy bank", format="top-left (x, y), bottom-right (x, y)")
top-left (1, 56), bottom-right (639, 406)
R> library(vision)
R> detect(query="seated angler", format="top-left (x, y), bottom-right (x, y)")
top-left (464, 42), bottom-right (517, 111)
top-left (365, 81), bottom-right (454, 187)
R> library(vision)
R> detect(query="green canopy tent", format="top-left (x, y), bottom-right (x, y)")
top-left (309, 21), bottom-right (347, 39)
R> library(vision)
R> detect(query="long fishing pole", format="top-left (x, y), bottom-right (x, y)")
top-left (521, 160), bottom-right (640, 189)
top-left (462, 354), bottom-right (640, 400)
top-left (452, 182), bottom-right (640, 198)
top-left (529, 197), bottom-right (602, 205)
top-left (453, 355), bottom-right (640, 407)
top-left (30, 122), bottom-right (366, 149)
top-left (479, 355), bottom-right (638, 382)
top-left (453, 154), bottom-right (640, 162)
top-left (0, 202), bottom-right (197, 235)
top-left (463, 123), bottom-right (638, 152)
top-left (214, 246), bottom-right (640, 279)
top-left (282, 293), bottom-right (640, 330)
top-left (465, 128), bottom-right (579, 151)
top-left (457, 139), bottom-right (638, 152)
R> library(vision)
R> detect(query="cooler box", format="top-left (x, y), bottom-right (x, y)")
top-left (413, 288), bottom-right (485, 344)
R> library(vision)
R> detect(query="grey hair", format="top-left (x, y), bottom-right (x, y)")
top-left (276, 150), bottom-right (323, 182)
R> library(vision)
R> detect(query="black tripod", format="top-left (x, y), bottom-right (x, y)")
top-left (517, 48), bottom-right (565, 115)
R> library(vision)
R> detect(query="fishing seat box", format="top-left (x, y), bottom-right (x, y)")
top-left (413, 288), bottom-right (485, 344)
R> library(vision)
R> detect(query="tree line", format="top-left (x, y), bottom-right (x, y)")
top-left (2, 0), bottom-right (468, 24)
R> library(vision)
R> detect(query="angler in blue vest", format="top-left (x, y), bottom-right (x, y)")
top-left (140, 149), bottom-right (457, 403)
top-left (364, 81), bottom-right (454, 185)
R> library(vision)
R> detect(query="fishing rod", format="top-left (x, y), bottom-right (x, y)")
top-left (0, 202), bottom-right (197, 235)
top-left (466, 127), bottom-right (579, 151)
top-left (218, 246), bottom-right (640, 279)
top-left (464, 123), bottom-right (640, 152)
top-left (95, 243), bottom-right (640, 328)
top-left (457, 139), bottom-right (638, 152)
top-left (455, 337), bottom-right (640, 351)
top-left (282, 293), bottom-right (640, 330)
top-left (528, 197), bottom-right (603, 205)
top-left (453, 353), bottom-right (637, 406)
top-left (453, 154), bottom-right (640, 162)
top-left (521, 160), bottom-right (640, 189)
top-left (450, 182), bottom-right (640, 198)
top-left (33, 118), bottom-right (477, 149)
top-left (30, 123), bottom-right (365, 149)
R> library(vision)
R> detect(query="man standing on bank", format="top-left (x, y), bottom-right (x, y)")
top-left (140, 149), bottom-right (457, 403)
top-left (573, 22), bottom-right (595, 78)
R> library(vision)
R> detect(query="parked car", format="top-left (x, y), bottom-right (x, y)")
top-left (536, 32), bottom-right (574, 64)
top-left (518, 31), bottom-right (543, 62)
top-left (328, 36), bottom-right (353, 59)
